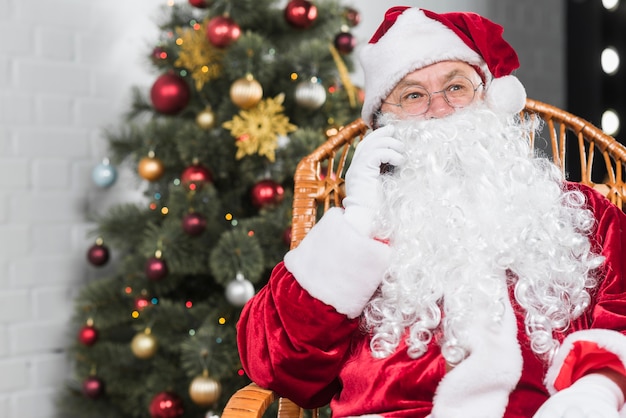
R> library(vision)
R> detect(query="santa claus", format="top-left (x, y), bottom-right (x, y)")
top-left (237, 6), bottom-right (626, 418)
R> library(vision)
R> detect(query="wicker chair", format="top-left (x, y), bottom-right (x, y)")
top-left (221, 98), bottom-right (626, 418)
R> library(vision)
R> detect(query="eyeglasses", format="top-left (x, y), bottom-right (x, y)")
top-left (382, 76), bottom-right (483, 116)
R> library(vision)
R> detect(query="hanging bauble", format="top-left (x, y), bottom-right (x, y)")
top-left (206, 15), bottom-right (241, 48)
top-left (196, 106), bottom-right (216, 130)
top-left (150, 73), bottom-right (190, 115)
top-left (181, 164), bottom-right (213, 188)
top-left (344, 7), bottom-right (361, 27)
top-left (131, 328), bottom-right (158, 359)
top-left (138, 152), bottom-right (165, 182)
top-left (151, 46), bottom-right (167, 62)
top-left (189, 370), bottom-right (222, 407)
top-left (188, 0), bottom-right (210, 8)
top-left (230, 74), bottom-right (263, 109)
top-left (87, 239), bottom-right (109, 267)
top-left (285, 0), bottom-right (318, 29)
top-left (92, 159), bottom-right (117, 188)
top-left (225, 271), bottom-right (255, 307)
top-left (182, 212), bottom-right (207, 236)
top-left (295, 78), bottom-right (326, 110)
top-left (145, 255), bottom-right (168, 281)
top-left (78, 321), bottom-right (98, 346)
top-left (334, 32), bottom-right (356, 54)
top-left (250, 179), bottom-right (285, 208)
top-left (82, 375), bottom-right (105, 399)
top-left (282, 225), bottom-right (292, 247)
top-left (149, 391), bottom-right (184, 418)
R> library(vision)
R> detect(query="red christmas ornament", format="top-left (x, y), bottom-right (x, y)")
top-left (344, 7), bottom-right (361, 27)
top-left (82, 376), bottom-right (105, 399)
top-left (182, 212), bottom-right (207, 236)
top-left (282, 225), bottom-right (292, 247)
top-left (150, 74), bottom-right (190, 115)
top-left (206, 16), bottom-right (241, 48)
top-left (188, 0), bottom-right (209, 8)
top-left (251, 179), bottom-right (285, 209)
top-left (78, 324), bottom-right (98, 346)
top-left (149, 391), bottom-right (184, 418)
top-left (285, 0), bottom-right (318, 29)
top-left (334, 32), bottom-right (356, 54)
top-left (181, 164), bottom-right (213, 187)
top-left (87, 243), bottom-right (109, 266)
top-left (145, 257), bottom-right (168, 281)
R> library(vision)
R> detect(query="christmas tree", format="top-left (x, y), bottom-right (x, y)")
top-left (57, 0), bottom-right (362, 417)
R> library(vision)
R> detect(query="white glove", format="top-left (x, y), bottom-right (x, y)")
top-left (533, 374), bottom-right (625, 418)
top-left (343, 125), bottom-right (405, 237)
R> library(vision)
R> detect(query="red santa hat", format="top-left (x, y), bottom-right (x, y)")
top-left (359, 7), bottom-right (526, 126)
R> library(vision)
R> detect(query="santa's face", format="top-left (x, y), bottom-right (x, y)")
top-left (380, 61), bottom-right (485, 121)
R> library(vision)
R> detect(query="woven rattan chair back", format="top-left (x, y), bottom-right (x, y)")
top-left (222, 98), bottom-right (626, 418)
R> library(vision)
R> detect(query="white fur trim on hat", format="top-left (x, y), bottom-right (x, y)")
top-left (486, 75), bottom-right (527, 114)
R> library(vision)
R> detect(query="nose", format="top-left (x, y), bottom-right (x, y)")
top-left (423, 92), bottom-right (454, 119)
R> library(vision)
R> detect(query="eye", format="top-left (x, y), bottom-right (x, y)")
top-left (401, 87), bottom-right (428, 103)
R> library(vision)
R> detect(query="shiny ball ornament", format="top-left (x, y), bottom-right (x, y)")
top-left (87, 242), bottom-right (110, 266)
top-left (225, 272), bottom-right (255, 307)
top-left (344, 7), bottom-right (361, 27)
top-left (138, 155), bottom-right (165, 182)
top-left (82, 376), bottom-right (105, 399)
top-left (295, 79), bottom-right (327, 110)
top-left (78, 324), bottom-right (98, 346)
top-left (189, 371), bottom-right (222, 407)
top-left (149, 391), bottom-right (184, 418)
top-left (334, 32), bottom-right (356, 54)
top-left (285, 0), bottom-right (318, 29)
top-left (206, 16), bottom-right (241, 48)
top-left (145, 257), bottom-right (168, 281)
top-left (196, 107), bottom-right (216, 130)
top-left (230, 74), bottom-right (263, 109)
top-left (188, 0), bottom-right (209, 8)
top-left (282, 225), bottom-right (292, 247)
top-left (182, 212), bottom-right (207, 236)
top-left (92, 160), bottom-right (117, 188)
top-left (250, 179), bottom-right (285, 208)
top-left (150, 73), bottom-right (190, 115)
top-left (181, 164), bottom-right (213, 187)
top-left (131, 329), bottom-right (158, 359)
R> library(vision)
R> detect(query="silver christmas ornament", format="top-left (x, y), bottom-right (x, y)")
top-left (225, 271), bottom-right (255, 307)
top-left (295, 78), bottom-right (326, 110)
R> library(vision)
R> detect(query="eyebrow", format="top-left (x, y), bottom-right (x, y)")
top-left (394, 69), bottom-right (471, 91)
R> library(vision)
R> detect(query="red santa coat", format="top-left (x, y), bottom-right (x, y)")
top-left (237, 184), bottom-right (626, 417)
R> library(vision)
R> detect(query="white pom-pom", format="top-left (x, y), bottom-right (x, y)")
top-left (485, 75), bottom-right (526, 114)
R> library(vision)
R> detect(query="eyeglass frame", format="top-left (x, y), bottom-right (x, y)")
top-left (381, 76), bottom-right (484, 116)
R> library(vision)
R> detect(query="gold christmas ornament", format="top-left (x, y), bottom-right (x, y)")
top-left (138, 152), bottom-right (165, 182)
top-left (229, 74), bottom-right (263, 109)
top-left (222, 94), bottom-right (297, 162)
top-left (196, 106), bottom-right (216, 129)
top-left (174, 21), bottom-right (224, 91)
top-left (131, 328), bottom-right (158, 359)
top-left (188, 369), bottom-right (222, 407)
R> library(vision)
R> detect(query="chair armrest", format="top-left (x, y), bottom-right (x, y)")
top-left (222, 383), bottom-right (304, 418)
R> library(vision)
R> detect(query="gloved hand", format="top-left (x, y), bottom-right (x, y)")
top-left (533, 373), bottom-right (625, 418)
top-left (343, 125), bottom-right (405, 237)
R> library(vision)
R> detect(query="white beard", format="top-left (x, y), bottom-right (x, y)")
top-left (362, 106), bottom-right (604, 364)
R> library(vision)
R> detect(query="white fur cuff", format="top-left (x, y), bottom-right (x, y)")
top-left (546, 329), bottom-right (626, 395)
top-left (284, 207), bottom-right (391, 319)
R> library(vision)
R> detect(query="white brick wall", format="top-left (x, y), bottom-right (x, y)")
top-left (0, 1), bottom-right (564, 417)
top-left (0, 0), bottom-right (156, 416)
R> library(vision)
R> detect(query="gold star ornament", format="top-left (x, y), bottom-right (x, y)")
top-left (174, 21), bottom-right (224, 91)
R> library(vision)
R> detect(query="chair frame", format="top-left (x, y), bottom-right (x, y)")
top-left (222, 98), bottom-right (626, 418)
